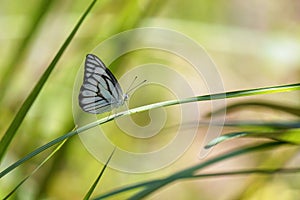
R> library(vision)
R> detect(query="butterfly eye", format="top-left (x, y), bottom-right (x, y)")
top-left (124, 94), bottom-right (129, 101)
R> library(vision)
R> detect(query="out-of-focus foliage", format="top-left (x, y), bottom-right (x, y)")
top-left (0, 0), bottom-right (299, 199)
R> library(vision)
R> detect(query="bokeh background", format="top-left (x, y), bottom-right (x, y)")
top-left (0, 0), bottom-right (299, 199)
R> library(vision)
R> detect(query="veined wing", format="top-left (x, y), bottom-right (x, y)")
top-left (78, 54), bottom-right (124, 114)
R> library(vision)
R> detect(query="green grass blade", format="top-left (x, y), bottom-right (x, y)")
top-left (204, 131), bottom-right (249, 148)
top-left (206, 101), bottom-right (300, 117)
top-left (93, 142), bottom-right (286, 199)
top-left (92, 179), bottom-right (162, 199)
top-left (0, 130), bottom-right (77, 178)
top-left (0, 0), bottom-right (98, 162)
top-left (213, 121), bottom-right (300, 128)
top-left (181, 167), bottom-right (300, 179)
top-left (2, 139), bottom-right (67, 199)
top-left (1, 83), bottom-right (299, 178)
top-left (94, 166), bottom-right (300, 199)
top-left (130, 83), bottom-right (300, 113)
top-left (0, 0), bottom-right (57, 101)
top-left (125, 142), bottom-right (286, 200)
top-left (205, 123), bottom-right (300, 148)
top-left (83, 147), bottom-right (116, 200)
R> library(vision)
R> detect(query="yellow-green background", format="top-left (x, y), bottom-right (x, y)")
top-left (0, 0), bottom-right (299, 199)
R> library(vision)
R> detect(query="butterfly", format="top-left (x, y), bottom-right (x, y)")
top-left (78, 54), bottom-right (128, 114)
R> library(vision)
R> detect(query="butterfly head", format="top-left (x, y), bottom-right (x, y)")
top-left (123, 93), bottom-right (129, 102)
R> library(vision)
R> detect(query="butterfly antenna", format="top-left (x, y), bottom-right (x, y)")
top-left (126, 76), bottom-right (138, 92)
top-left (126, 79), bottom-right (147, 94)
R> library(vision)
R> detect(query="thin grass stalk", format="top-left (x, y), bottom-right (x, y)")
top-left (0, 0), bottom-right (98, 162)
top-left (1, 83), bottom-right (299, 178)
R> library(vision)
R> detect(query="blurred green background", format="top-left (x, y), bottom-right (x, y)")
top-left (0, 0), bottom-right (299, 199)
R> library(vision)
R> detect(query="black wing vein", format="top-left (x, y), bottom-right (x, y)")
top-left (78, 54), bottom-right (124, 114)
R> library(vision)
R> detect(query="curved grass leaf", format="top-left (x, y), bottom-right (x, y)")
top-left (189, 167), bottom-right (300, 178)
top-left (205, 131), bottom-right (249, 148)
top-left (205, 124), bottom-right (300, 148)
top-left (126, 142), bottom-right (286, 200)
top-left (1, 83), bottom-right (299, 178)
top-left (0, 0), bottom-right (57, 102)
top-left (94, 166), bottom-right (300, 199)
top-left (2, 139), bottom-right (67, 199)
top-left (214, 121), bottom-right (300, 129)
top-left (83, 147), bottom-right (116, 200)
top-left (264, 128), bottom-right (300, 144)
top-left (206, 100), bottom-right (300, 117)
top-left (93, 141), bottom-right (287, 199)
top-left (0, 0), bottom-right (98, 162)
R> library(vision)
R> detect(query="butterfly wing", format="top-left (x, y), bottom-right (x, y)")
top-left (78, 54), bottom-right (124, 114)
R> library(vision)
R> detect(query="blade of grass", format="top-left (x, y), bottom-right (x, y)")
top-left (94, 167), bottom-right (300, 199)
top-left (0, 129), bottom-right (77, 178)
top-left (205, 101), bottom-right (300, 117)
top-left (93, 141), bottom-right (286, 199)
top-left (212, 121), bottom-right (300, 129)
top-left (185, 167), bottom-right (300, 179)
top-left (2, 139), bottom-right (68, 200)
top-left (204, 131), bottom-right (249, 148)
top-left (0, 0), bottom-right (98, 162)
top-left (205, 125), bottom-right (300, 148)
top-left (91, 179), bottom-right (163, 199)
top-left (127, 142), bottom-right (287, 200)
top-left (0, 83), bottom-right (299, 178)
top-left (0, 0), bottom-right (57, 102)
top-left (128, 83), bottom-right (300, 113)
top-left (83, 147), bottom-right (116, 200)
top-left (34, 123), bottom-right (75, 198)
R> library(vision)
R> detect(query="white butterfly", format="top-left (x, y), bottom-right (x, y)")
top-left (78, 54), bottom-right (128, 114)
